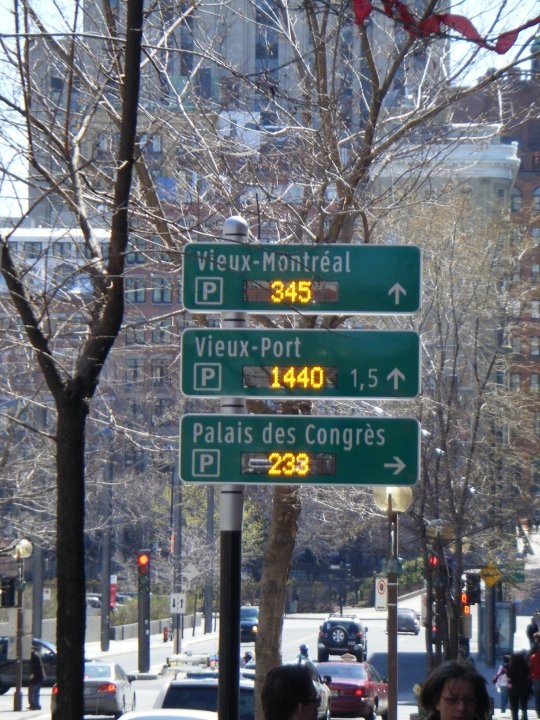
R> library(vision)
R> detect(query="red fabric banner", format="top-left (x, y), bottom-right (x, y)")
top-left (353, 0), bottom-right (540, 55)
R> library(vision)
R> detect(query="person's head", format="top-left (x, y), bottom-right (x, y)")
top-left (299, 644), bottom-right (309, 655)
top-left (419, 661), bottom-right (490, 720)
top-left (262, 664), bottom-right (319, 720)
top-left (503, 654), bottom-right (511, 666)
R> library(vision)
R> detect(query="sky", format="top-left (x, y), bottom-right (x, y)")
top-left (0, 0), bottom-right (538, 219)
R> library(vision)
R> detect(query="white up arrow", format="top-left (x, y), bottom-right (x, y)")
top-left (387, 368), bottom-right (405, 390)
top-left (388, 283), bottom-right (407, 304)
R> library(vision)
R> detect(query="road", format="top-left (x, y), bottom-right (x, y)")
top-left (0, 607), bottom-right (430, 719)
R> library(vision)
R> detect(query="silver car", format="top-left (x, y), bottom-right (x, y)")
top-left (52, 661), bottom-right (136, 718)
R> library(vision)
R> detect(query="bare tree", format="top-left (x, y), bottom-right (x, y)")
top-left (0, 0), bottom-right (144, 716)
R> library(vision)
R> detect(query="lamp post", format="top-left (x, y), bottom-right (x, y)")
top-left (373, 486), bottom-right (413, 720)
top-left (11, 538), bottom-right (33, 712)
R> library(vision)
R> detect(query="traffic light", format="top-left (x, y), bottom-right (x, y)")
top-left (0, 577), bottom-right (16, 607)
top-left (137, 550), bottom-right (151, 593)
top-left (428, 554), bottom-right (440, 568)
top-left (460, 591), bottom-right (471, 617)
top-left (466, 572), bottom-right (481, 604)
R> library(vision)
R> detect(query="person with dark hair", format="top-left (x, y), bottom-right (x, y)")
top-left (262, 664), bottom-right (320, 720)
top-left (28, 646), bottom-right (45, 711)
top-left (419, 660), bottom-right (490, 720)
top-left (493, 654), bottom-right (511, 715)
top-left (507, 651), bottom-right (531, 720)
top-left (527, 619), bottom-right (539, 650)
top-left (529, 642), bottom-right (540, 719)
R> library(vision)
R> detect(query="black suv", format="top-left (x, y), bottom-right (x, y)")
top-left (317, 614), bottom-right (368, 662)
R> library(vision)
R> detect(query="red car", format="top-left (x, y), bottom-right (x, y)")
top-left (316, 660), bottom-right (388, 720)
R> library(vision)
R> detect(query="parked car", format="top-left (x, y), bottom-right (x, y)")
top-left (317, 614), bottom-right (368, 662)
top-left (240, 605), bottom-right (259, 643)
top-left (301, 660), bottom-right (331, 720)
top-left (119, 712), bottom-right (218, 720)
top-left (396, 608), bottom-right (420, 635)
top-left (52, 661), bottom-right (136, 718)
top-left (0, 637), bottom-right (57, 694)
top-left (316, 659), bottom-right (388, 720)
top-left (154, 678), bottom-right (254, 720)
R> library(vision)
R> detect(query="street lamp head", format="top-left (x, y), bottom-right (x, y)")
top-left (373, 486), bottom-right (413, 514)
top-left (11, 538), bottom-right (33, 561)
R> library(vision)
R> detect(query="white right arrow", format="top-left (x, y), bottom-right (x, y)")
top-left (388, 283), bottom-right (407, 304)
top-left (384, 457), bottom-right (406, 475)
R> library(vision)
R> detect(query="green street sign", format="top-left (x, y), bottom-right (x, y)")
top-left (179, 414), bottom-right (420, 485)
top-left (181, 328), bottom-right (420, 398)
top-left (182, 243), bottom-right (421, 314)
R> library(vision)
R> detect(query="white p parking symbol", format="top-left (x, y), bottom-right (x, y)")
top-left (194, 363), bottom-right (222, 391)
top-left (195, 277), bottom-right (223, 306)
top-left (192, 449), bottom-right (220, 477)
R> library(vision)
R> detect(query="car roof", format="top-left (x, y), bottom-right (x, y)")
top-left (119, 712), bottom-right (219, 720)
top-left (168, 679), bottom-right (255, 688)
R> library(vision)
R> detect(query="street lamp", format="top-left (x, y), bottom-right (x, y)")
top-left (373, 486), bottom-right (413, 720)
top-left (11, 538), bottom-right (33, 712)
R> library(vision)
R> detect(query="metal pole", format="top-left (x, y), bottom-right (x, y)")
top-left (387, 498), bottom-right (398, 720)
top-left (14, 559), bottom-right (24, 712)
top-left (101, 432), bottom-right (113, 651)
top-left (172, 460), bottom-right (182, 655)
top-left (218, 216), bottom-right (248, 720)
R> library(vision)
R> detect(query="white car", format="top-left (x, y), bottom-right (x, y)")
top-left (119, 712), bottom-right (218, 720)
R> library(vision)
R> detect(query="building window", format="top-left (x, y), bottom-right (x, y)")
top-left (534, 187), bottom-right (540, 212)
top-left (152, 277), bottom-right (172, 303)
top-left (533, 301), bottom-right (540, 320)
top-left (532, 227), bottom-right (540, 246)
top-left (510, 373), bottom-right (521, 390)
top-left (152, 318), bottom-right (173, 344)
top-left (532, 337), bottom-right (540, 356)
top-left (511, 187), bottom-right (523, 212)
top-left (125, 326), bottom-right (146, 345)
top-left (126, 239), bottom-right (146, 265)
top-left (152, 397), bottom-right (171, 426)
top-left (151, 361), bottom-right (168, 385)
top-left (126, 358), bottom-right (144, 384)
top-left (533, 264), bottom-right (540, 282)
top-left (23, 242), bottom-right (42, 259)
top-left (510, 300), bottom-right (521, 317)
top-left (126, 277), bottom-right (146, 303)
top-left (511, 335), bottom-right (521, 354)
top-left (532, 374), bottom-right (540, 392)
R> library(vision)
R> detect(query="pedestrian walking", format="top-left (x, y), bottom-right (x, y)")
top-left (297, 644), bottom-right (312, 663)
top-left (493, 655), bottom-right (511, 715)
top-left (419, 660), bottom-right (490, 720)
top-left (28, 646), bottom-right (45, 711)
top-left (507, 651), bottom-right (531, 720)
top-left (529, 643), bottom-right (540, 718)
top-left (527, 619), bottom-right (539, 650)
top-left (262, 664), bottom-right (321, 720)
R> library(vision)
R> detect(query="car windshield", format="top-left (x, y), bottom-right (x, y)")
top-left (84, 663), bottom-right (112, 679)
top-left (240, 607), bottom-right (258, 620)
top-left (322, 663), bottom-right (367, 680)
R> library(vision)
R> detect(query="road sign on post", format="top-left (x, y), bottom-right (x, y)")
top-left (179, 414), bottom-right (420, 486)
top-left (183, 243), bottom-right (421, 314)
top-left (181, 328), bottom-right (420, 398)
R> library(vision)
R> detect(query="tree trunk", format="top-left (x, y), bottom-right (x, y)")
top-left (254, 484), bottom-right (301, 720)
top-left (53, 394), bottom-right (88, 719)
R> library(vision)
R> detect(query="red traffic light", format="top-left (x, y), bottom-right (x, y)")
top-left (428, 554), bottom-right (439, 567)
top-left (137, 551), bottom-right (150, 574)
top-left (460, 591), bottom-right (471, 615)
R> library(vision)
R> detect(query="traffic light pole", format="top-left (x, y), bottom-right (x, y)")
top-left (218, 217), bottom-right (248, 720)
top-left (137, 550), bottom-right (151, 672)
